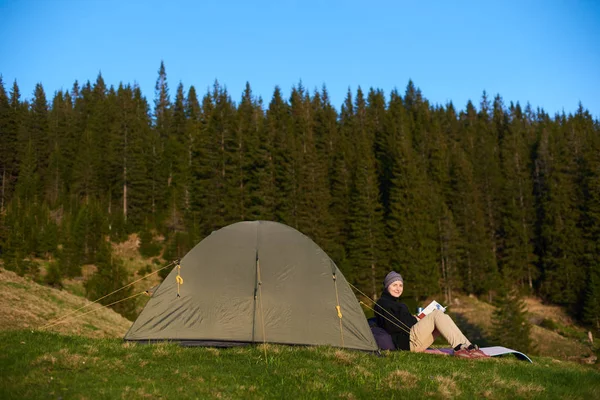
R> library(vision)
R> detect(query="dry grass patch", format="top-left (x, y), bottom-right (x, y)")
top-left (331, 349), bottom-right (356, 365)
top-left (350, 365), bottom-right (373, 378)
top-left (257, 343), bottom-right (282, 354)
top-left (112, 234), bottom-right (141, 260)
top-left (524, 297), bottom-right (576, 327)
top-left (32, 353), bottom-right (58, 366)
top-left (449, 294), bottom-right (495, 331)
top-left (383, 369), bottom-right (418, 390)
top-left (205, 347), bottom-right (221, 356)
top-left (434, 375), bottom-right (461, 398)
top-left (531, 325), bottom-right (589, 358)
top-left (33, 349), bottom-right (96, 370)
top-left (57, 348), bottom-right (90, 369)
top-left (83, 344), bottom-right (99, 355)
top-left (308, 380), bottom-right (326, 391)
top-left (152, 343), bottom-right (174, 357)
top-left (488, 375), bottom-right (545, 395)
top-left (231, 346), bottom-right (249, 355)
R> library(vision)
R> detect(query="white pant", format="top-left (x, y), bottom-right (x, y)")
top-left (409, 309), bottom-right (471, 352)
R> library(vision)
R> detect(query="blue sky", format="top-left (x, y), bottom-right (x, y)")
top-left (1, 0), bottom-right (599, 117)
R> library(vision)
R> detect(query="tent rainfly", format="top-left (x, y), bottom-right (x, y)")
top-left (124, 221), bottom-right (378, 351)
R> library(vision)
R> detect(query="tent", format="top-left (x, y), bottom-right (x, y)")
top-left (124, 221), bottom-right (378, 351)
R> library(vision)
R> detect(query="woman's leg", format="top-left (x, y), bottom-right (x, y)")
top-left (409, 310), bottom-right (471, 352)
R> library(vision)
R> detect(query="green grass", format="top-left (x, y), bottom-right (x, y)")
top-left (1, 330), bottom-right (599, 399)
top-left (2, 281), bottom-right (28, 290)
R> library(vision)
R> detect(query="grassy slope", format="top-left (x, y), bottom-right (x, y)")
top-left (1, 330), bottom-right (599, 400)
top-left (0, 268), bottom-right (131, 338)
top-left (447, 295), bottom-right (595, 361)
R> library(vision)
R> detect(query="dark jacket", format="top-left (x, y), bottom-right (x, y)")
top-left (374, 291), bottom-right (417, 350)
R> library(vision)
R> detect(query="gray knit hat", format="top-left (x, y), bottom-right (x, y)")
top-left (383, 271), bottom-right (403, 289)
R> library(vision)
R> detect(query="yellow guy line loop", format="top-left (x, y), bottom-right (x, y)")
top-left (332, 273), bottom-right (345, 348)
top-left (43, 291), bottom-right (146, 329)
top-left (41, 260), bottom-right (177, 330)
top-left (176, 261), bottom-right (183, 298)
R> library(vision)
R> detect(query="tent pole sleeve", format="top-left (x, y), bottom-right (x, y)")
top-left (251, 250), bottom-right (258, 343)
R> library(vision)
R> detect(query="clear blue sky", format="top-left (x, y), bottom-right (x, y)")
top-left (1, 0), bottom-right (599, 118)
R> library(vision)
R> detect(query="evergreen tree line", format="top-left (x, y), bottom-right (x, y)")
top-left (0, 63), bottom-right (599, 329)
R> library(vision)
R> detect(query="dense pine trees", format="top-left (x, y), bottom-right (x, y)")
top-left (0, 65), bottom-right (598, 329)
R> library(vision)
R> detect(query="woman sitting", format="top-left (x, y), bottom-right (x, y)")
top-left (374, 271), bottom-right (487, 358)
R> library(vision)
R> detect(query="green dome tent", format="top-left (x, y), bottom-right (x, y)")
top-left (124, 221), bottom-right (378, 351)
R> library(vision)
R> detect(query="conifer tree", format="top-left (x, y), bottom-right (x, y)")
top-left (46, 90), bottom-right (74, 205)
top-left (470, 94), bottom-right (503, 297)
top-left (491, 286), bottom-right (532, 352)
top-left (58, 210), bottom-right (84, 277)
top-left (0, 77), bottom-right (16, 212)
top-left (71, 75), bottom-right (111, 202)
top-left (164, 82), bottom-right (187, 233)
top-left (104, 84), bottom-right (149, 234)
top-left (450, 101), bottom-right (497, 295)
top-left (576, 105), bottom-right (600, 326)
top-left (386, 134), bottom-right (439, 299)
top-left (438, 202), bottom-right (461, 303)
top-left (183, 85), bottom-right (203, 242)
top-left (26, 83), bottom-right (50, 174)
top-left (378, 89), bottom-right (406, 217)
top-left (310, 87), bottom-right (343, 262)
top-left (264, 86), bottom-right (294, 225)
top-left (498, 102), bottom-right (537, 290)
top-left (0, 81), bottom-right (24, 212)
top-left (1, 202), bottom-right (33, 276)
top-left (290, 84), bottom-right (332, 248)
top-left (345, 88), bottom-right (386, 298)
top-left (192, 82), bottom-right (238, 230)
top-left (190, 91), bottom-right (217, 235)
top-left (583, 268), bottom-right (600, 330)
top-left (237, 82), bottom-right (268, 220)
top-left (150, 61), bottom-right (172, 221)
top-left (435, 104), bottom-right (461, 302)
top-left (449, 101), bottom-right (497, 294)
top-left (329, 90), bottom-right (355, 271)
top-left (71, 127), bottom-right (100, 201)
top-left (84, 239), bottom-right (136, 320)
top-left (127, 86), bottom-right (153, 230)
top-left (535, 114), bottom-right (586, 308)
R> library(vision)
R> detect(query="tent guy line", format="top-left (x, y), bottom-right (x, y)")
top-left (40, 259), bottom-right (178, 330)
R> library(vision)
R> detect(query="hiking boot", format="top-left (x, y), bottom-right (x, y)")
top-left (468, 349), bottom-right (490, 358)
top-left (465, 343), bottom-right (489, 358)
top-left (453, 344), bottom-right (473, 358)
top-left (453, 348), bottom-right (474, 358)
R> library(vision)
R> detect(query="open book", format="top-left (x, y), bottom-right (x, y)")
top-left (416, 300), bottom-right (446, 320)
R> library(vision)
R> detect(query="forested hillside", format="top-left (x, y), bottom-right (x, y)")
top-left (0, 62), bottom-right (598, 328)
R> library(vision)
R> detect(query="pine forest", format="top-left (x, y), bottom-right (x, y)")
top-left (0, 62), bottom-right (599, 329)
